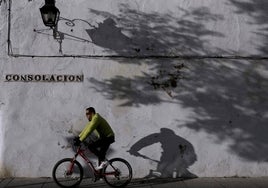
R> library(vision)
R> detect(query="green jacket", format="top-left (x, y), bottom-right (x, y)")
top-left (79, 113), bottom-right (114, 141)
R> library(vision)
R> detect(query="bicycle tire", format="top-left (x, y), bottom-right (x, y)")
top-left (103, 158), bottom-right (132, 187)
top-left (52, 158), bottom-right (83, 188)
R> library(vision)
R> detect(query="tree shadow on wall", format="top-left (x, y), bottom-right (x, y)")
top-left (87, 3), bottom-right (268, 164)
top-left (88, 4), bottom-right (226, 105)
top-left (128, 128), bottom-right (197, 179)
top-left (175, 60), bottom-right (268, 162)
top-left (88, 75), bottom-right (175, 107)
top-left (85, 18), bottom-right (134, 54)
top-left (87, 5), bottom-right (224, 57)
top-left (229, 0), bottom-right (268, 55)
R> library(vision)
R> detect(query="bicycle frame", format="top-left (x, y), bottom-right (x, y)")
top-left (53, 144), bottom-right (132, 188)
top-left (69, 145), bottom-right (118, 177)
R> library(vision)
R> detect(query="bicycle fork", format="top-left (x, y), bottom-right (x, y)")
top-left (67, 154), bottom-right (79, 175)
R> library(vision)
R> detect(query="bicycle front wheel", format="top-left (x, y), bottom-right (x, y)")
top-left (103, 158), bottom-right (132, 187)
top-left (52, 158), bottom-right (83, 188)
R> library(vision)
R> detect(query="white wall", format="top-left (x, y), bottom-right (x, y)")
top-left (0, 110), bottom-right (5, 177)
top-left (0, 0), bottom-right (268, 178)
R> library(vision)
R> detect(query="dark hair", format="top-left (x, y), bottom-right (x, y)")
top-left (86, 107), bottom-right (95, 114)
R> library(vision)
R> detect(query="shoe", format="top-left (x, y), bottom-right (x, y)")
top-left (96, 161), bottom-right (108, 170)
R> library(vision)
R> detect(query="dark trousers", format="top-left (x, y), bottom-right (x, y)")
top-left (88, 136), bottom-right (115, 163)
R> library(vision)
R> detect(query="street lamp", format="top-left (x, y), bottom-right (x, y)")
top-left (40, 0), bottom-right (60, 28)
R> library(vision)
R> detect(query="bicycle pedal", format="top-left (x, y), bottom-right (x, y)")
top-left (94, 174), bottom-right (103, 182)
top-left (94, 177), bottom-right (104, 182)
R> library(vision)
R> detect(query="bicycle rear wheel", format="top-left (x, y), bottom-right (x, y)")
top-left (52, 158), bottom-right (83, 188)
top-left (103, 158), bottom-right (132, 187)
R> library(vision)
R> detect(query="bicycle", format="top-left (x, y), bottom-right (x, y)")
top-left (52, 141), bottom-right (132, 188)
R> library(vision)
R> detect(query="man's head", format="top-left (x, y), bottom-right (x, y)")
top-left (86, 107), bottom-right (95, 121)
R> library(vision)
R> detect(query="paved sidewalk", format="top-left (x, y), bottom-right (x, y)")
top-left (1, 177), bottom-right (268, 188)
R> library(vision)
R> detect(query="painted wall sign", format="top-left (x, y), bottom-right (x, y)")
top-left (5, 74), bottom-right (84, 82)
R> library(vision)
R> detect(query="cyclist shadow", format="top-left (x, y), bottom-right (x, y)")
top-left (129, 128), bottom-right (198, 179)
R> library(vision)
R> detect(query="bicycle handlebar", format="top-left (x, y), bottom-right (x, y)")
top-left (127, 150), bottom-right (160, 163)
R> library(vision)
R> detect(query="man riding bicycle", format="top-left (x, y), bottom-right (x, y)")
top-left (74, 107), bottom-right (115, 170)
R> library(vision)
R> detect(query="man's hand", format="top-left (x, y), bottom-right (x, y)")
top-left (73, 137), bottom-right (81, 146)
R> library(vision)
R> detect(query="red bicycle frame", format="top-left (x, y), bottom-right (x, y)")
top-left (69, 145), bottom-right (118, 176)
